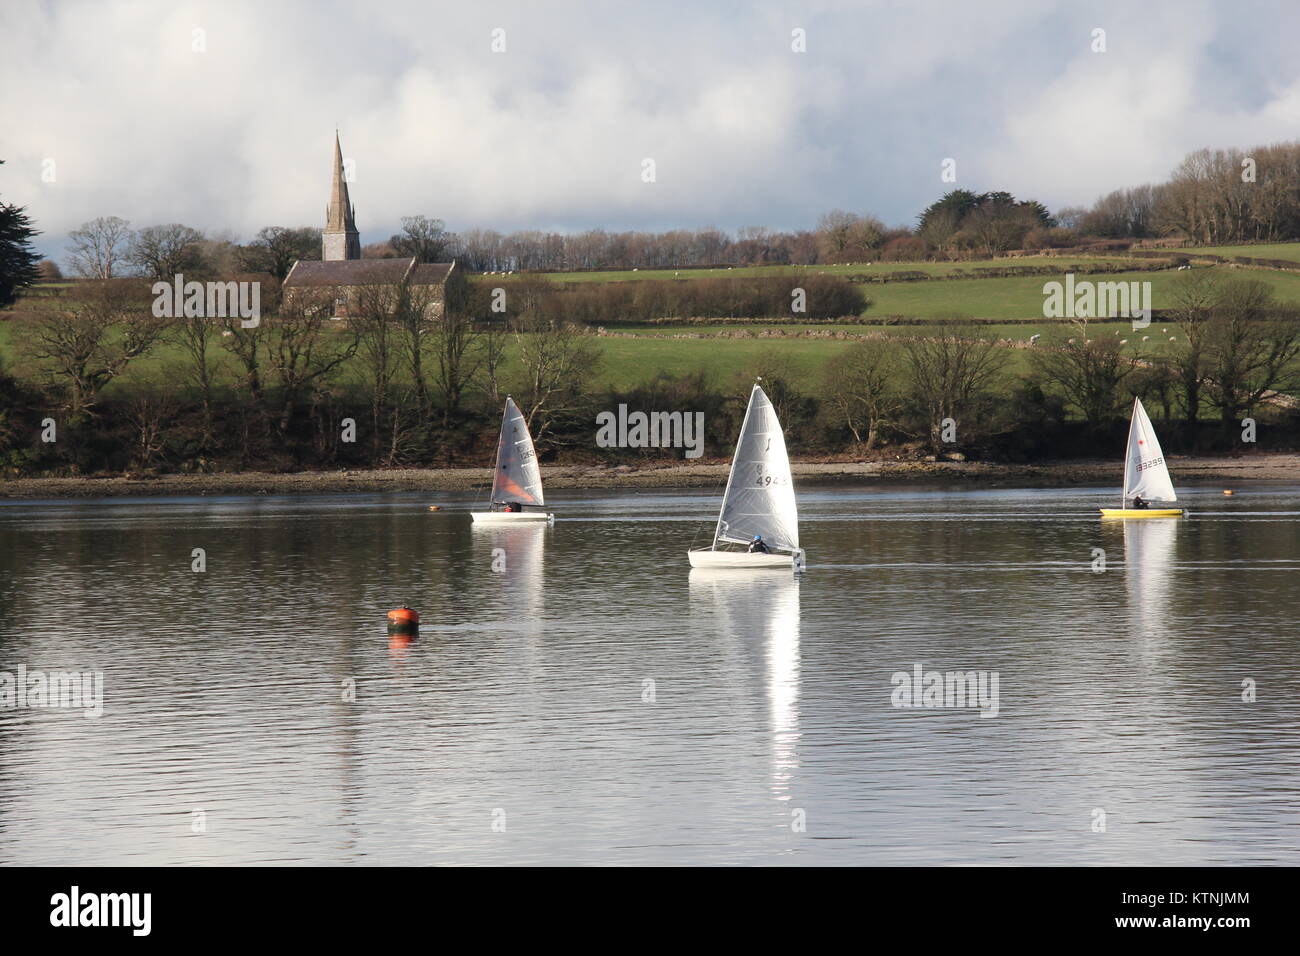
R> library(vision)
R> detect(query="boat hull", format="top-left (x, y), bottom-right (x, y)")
top-left (688, 548), bottom-right (803, 570)
top-left (1099, 508), bottom-right (1183, 518)
top-left (471, 511), bottom-right (553, 524)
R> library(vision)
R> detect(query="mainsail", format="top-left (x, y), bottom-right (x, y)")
top-left (713, 385), bottom-right (799, 551)
top-left (1122, 397), bottom-right (1176, 502)
top-left (490, 397), bottom-right (544, 506)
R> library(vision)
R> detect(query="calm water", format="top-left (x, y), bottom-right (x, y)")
top-left (1, 482), bottom-right (1298, 865)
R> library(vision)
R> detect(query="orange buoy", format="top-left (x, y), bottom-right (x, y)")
top-left (386, 606), bottom-right (420, 634)
top-left (428, 505), bottom-right (442, 511)
top-left (1223, 489), bottom-right (1234, 496)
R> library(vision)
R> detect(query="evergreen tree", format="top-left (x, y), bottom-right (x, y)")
top-left (0, 160), bottom-right (42, 307)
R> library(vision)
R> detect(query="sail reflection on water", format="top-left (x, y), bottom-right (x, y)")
top-left (1123, 518), bottom-right (1178, 646)
top-left (689, 570), bottom-right (802, 801)
top-left (473, 522), bottom-right (547, 620)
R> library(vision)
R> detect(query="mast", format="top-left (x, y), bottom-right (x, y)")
top-left (1122, 396), bottom-right (1138, 507)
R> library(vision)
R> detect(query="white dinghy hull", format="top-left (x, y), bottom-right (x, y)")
top-left (471, 511), bottom-right (553, 525)
top-left (688, 547), bottom-right (805, 571)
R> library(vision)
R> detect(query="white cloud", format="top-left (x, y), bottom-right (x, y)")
top-left (1, 0), bottom-right (1298, 259)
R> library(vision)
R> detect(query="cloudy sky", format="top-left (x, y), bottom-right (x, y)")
top-left (3, 0), bottom-right (1299, 259)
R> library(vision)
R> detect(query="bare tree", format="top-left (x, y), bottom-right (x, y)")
top-left (127, 223), bottom-right (205, 280)
top-left (1201, 281), bottom-right (1300, 427)
top-left (735, 349), bottom-right (807, 431)
top-left (25, 279), bottom-right (170, 418)
top-left (238, 226), bottom-right (322, 280)
top-left (122, 370), bottom-right (182, 469)
top-left (352, 282), bottom-right (404, 459)
top-left (1165, 270), bottom-right (1222, 436)
top-left (510, 283), bottom-right (601, 443)
top-left (1030, 321), bottom-right (1140, 426)
top-left (66, 216), bottom-right (133, 278)
top-left (391, 216), bottom-right (452, 264)
top-left (429, 296), bottom-right (486, 428)
top-left (901, 326), bottom-right (1008, 450)
top-left (822, 340), bottom-right (900, 448)
top-left (174, 311), bottom-right (219, 448)
top-left (262, 290), bottom-right (362, 438)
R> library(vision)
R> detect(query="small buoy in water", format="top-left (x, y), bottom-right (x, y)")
top-left (1223, 489), bottom-right (1234, 496)
top-left (386, 606), bottom-right (420, 634)
top-left (428, 505), bottom-right (442, 511)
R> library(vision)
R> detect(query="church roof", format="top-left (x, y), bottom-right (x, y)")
top-left (283, 257), bottom-right (455, 288)
top-left (410, 262), bottom-right (454, 284)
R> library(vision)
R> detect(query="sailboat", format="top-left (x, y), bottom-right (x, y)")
top-left (688, 383), bottom-right (806, 570)
top-left (471, 397), bottom-right (554, 524)
top-left (1099, 397), bottom-right (1184, 518)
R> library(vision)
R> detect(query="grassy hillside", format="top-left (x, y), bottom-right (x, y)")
top-left (1180, 241), bottom-right (1300, 263)
top-left (530, 255), bottom-right (1145, 283)
top-left (2, 254), bottom-right (1295, 401)
top-left (859, 266), bottom-right (1300, 319)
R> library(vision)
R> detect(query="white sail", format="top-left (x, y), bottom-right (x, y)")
top-left (490, 397), bottom-right (545, 507)
top-left (713, 385), bottom-right (799, 551)
top-left (1122, 397), bottom-right (1176, 502)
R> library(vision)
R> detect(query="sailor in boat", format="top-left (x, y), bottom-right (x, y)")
top-left (501, 501), bottom-right (522, 513)
top-left (1131, 495), bottom-right (1149, 510)
top-left (748, 534), bottom-right (770, 554)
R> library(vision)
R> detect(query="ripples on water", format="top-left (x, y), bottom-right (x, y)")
top-left (0, 483), bottom-right (1298, 865)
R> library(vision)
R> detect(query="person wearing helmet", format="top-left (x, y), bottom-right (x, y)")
top-left (748, 534), bottom-right (770, 554)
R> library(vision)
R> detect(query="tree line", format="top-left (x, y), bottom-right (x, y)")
top-left (823, 272), bottom-right (1300, 456)
top-left (1060, 141), bottom-right (1300, 245)
top-left (5, 137), bottom-right (1290, 302)
top-left (1, 269), bottom-right (1297, 477)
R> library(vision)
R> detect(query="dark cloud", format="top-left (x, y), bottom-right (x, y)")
top-left (3, 0), bottom-right (1299, 258)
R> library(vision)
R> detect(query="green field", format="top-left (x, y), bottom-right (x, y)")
top-left (0, 315), bottom-right (1174, 403)
top-left (1181, 241), bottom-right (1300, 263)
top-left (859, 265), bottom-right (1300, 318)
top-left (4, 253), bottom-right (1297, 400)
top-left (571, 262), bottom-right (1300, 321)
top-left (520, 259), bottom-right (1300, 320)
top-left (529, 255), bottom-right (1148, 284)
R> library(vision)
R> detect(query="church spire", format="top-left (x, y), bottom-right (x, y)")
top-left (322, 131), bottom-right (360, 260)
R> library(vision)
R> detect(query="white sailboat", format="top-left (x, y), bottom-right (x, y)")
top-left (1100, 397), bottom-right (1183, 518)
top-left (471, 397), bottom-right (554, 524)
top-left (688, 383), bottom-right (806, 571)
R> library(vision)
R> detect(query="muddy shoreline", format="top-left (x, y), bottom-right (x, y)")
top-left (1, 454), bottom-right (1296, 499)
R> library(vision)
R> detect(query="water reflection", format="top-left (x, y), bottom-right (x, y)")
top-left (2, 486), bottom-right (1299, 865)
top-left (473, 522), bottom-right (546, 618)
top-left (1122, 518), bottom-right (1178, 647)
top-left (689, 570), bottom-right (802, 802)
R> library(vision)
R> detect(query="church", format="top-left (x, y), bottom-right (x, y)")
top-left (282, 133), bottom-right (462, 318)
